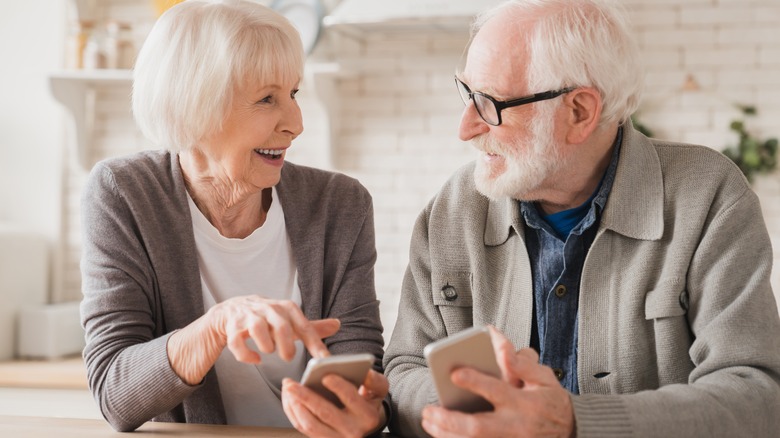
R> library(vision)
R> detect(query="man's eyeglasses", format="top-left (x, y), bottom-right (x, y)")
top-left (455, 76), bottom-right (576, 126)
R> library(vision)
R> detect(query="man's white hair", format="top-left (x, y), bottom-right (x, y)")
top-left (132, 0), bottom-right (304, 150)
top-left (471, 0), bottom-right (644, 127)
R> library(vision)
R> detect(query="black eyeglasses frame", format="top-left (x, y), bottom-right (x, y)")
top-left (455, 76), bottom-right (576, 126)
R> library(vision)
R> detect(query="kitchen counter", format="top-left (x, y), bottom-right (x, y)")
top-left (0, 356), bottom-right (87, 389)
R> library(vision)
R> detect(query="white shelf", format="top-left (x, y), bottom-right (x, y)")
top-left (323, 16), bottom-right (472, 38)
top-left (322, 0), bottom-right (492, 38)
top-left (50, 69), bottom-right (133, 83)
top-left (49, 69), bottom-right (133, 170)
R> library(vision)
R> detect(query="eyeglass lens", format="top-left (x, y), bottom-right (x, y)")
top-left (455, 78), bottom-right (499, 125)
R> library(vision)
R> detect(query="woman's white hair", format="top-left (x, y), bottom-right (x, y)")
top-left (132, 0), bottom-right (304, 150)
top-left (471, 0), bottom-right (643, 127)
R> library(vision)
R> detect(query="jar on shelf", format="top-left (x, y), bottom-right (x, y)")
top-left (82, 33), bottom-right (105, 70)
top-left (104, 20), bottom-right (135, 70)
top-left (65, 20), bottom-right (94, 69)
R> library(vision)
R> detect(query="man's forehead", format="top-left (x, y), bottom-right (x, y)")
top-left (463, 37), bottom-right (528, 95)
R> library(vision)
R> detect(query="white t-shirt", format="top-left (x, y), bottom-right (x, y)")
top-left (188, 187), bottom-right (305, 427)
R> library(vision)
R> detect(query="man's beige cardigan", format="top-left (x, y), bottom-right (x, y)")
top-left (385, 125), bottom-right (780, 437)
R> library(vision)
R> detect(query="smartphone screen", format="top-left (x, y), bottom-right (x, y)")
top-left (300, 353), bottom-right (374, 407)
top-left (424, 326), bottom-right (501, 412)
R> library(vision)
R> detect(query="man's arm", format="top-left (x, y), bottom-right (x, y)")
top-left (576, 188), bottom-right (780, 438)
top-left (384, 203), bottom-right (449, 437)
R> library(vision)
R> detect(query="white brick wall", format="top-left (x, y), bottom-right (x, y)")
top-left (59, 0), bottom-right (780, 341)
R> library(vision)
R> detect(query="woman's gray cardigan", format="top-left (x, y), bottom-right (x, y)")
top-left (79, 151), bottom-right (384, 431)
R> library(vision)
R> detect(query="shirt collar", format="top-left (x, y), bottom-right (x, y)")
top-left (519, 127), bottom-right (622, 235)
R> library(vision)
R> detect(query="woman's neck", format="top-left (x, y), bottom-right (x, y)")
top-left (179, 150), bottom-right (270, 239)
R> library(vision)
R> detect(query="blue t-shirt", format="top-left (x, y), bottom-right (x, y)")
top-left (543, 191), bottom-right (598, 239)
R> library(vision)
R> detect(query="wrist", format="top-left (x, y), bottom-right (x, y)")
top-left (365, 398), bottom-right (391, 437)
top-left (167, 314), bottom-right (225, 385)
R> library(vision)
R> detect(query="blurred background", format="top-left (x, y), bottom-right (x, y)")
top-left (0, 0), bottom-right (778, 420)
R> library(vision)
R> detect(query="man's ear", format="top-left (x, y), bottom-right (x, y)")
top-left (562, 87), bottom-right (602, 144)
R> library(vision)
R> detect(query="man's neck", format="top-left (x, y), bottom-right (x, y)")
top-left (530, 125), bottom-right (620, 215)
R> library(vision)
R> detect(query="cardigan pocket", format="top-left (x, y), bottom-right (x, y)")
top-left (431, 271), bottom-right (473, 336)
top-left (643, 279), bottom-right (695, 385)
top-left (645, 279), bottom-right (688, 319)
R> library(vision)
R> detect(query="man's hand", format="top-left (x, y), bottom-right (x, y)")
top-left (282, 369), bottom-right (389, 438)
top-left (421, 327), bottom-right (575, 438)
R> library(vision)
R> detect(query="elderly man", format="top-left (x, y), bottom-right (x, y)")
top-left (384, 0), bottom-right (780, 437)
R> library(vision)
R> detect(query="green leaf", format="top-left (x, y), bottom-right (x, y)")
top-left (743, 150), bottom-right (761, 168)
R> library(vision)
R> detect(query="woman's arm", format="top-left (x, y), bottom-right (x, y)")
top-left (80, 162), bottom-right (201, 431)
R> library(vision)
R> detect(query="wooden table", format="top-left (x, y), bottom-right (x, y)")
top-left (0, 416), bottom-right (306, 437)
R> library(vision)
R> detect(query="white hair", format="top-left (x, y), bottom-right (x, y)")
top-left (132, 0), bottom-right (305, 150)
top-left (471, 0), bottom-right (643, 127)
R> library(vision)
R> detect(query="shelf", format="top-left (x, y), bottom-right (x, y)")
top-left (323, 16), bottom-right (472, 38)
top-left (49, 69), bottom-right (133, 170)
top-left (50, 69), bottom-right (133, 83)
top-left (322, 0), bottom-right (492, 38)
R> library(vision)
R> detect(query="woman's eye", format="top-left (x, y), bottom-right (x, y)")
top-left (257, 95), bottom-right (273, 104)
top-left (291, 89), bottom-right (299, 99)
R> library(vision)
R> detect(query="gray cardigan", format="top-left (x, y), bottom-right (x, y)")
top-left (80, 151), bottom-right (384, 431)
top-left (384, 125), bottom-right (780, 437)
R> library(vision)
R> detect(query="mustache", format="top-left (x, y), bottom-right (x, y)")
top-left (472, 135), bottom-right (513, 157)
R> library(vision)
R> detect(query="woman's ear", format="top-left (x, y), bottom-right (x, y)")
top-left (562, 87), bottom-right (602, 144)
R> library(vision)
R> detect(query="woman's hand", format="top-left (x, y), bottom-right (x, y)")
top-left (282, 369), bottom-right (389, 438)
top-left (167, 295), bottom-right (340, 385)
top-left (209, 295), bottom-right (339, 363)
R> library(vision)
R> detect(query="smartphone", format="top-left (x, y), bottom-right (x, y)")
top-left (424, 326), bottom-right (502, 412)
top-left (300, 353), bottom-right (375, 408)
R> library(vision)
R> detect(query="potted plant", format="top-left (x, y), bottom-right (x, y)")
top-left (722, 106), bottom-right (778, 183)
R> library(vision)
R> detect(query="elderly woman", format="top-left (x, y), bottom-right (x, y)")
top-left (79, 1), bottom-right (387, 436)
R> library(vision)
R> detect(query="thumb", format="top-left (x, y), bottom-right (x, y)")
top-left (312, 318), bottom-right (341, 339)
top-left (360, 369), bottom-right (389, 399)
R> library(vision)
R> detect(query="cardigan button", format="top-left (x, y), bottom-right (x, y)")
top-left (441, 285), bottom-right (458, 301)
top-left (554, 284), bottom-right (567, 298)
top-left (553, 368), bottom-right (565, 381)
top-left (679, 291), bottom-right (689, 311)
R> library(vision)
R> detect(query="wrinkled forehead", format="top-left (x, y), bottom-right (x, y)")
top-left (461, 13), bottom-right (532, 96)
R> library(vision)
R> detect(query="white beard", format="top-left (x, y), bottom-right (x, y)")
top-left (473, 102), bottom-right (561, 201)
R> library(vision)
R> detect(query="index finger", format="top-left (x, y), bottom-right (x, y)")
top-left (486, 326), bottom-right (520, 385)
top-left (511, 348), bottom-right (559, 386)
top-left (287, 306), bottom-right (330, 358)
top-left (450, 367), bottom-right (511, 407)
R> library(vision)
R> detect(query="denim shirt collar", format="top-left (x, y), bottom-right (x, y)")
top-left (520, 127), bottom-right (623, 237)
